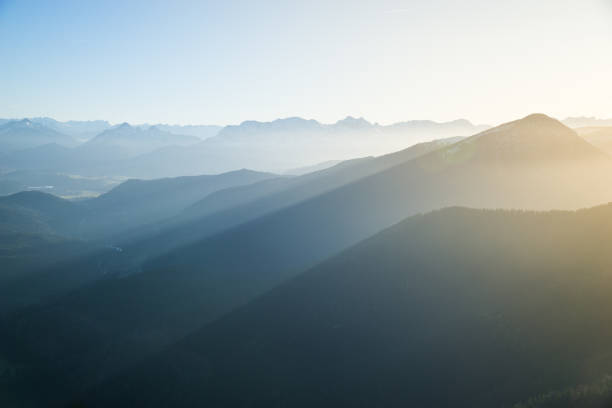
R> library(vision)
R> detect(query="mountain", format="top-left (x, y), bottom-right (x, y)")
top-left (103, 137), bottom-right (461, 270)
top-left (0, 169), bottom-right (278, 314)
top-left (3, 124), bottom-right (206, 177)
top-left (1, 143), bottom-right (76, 172)
top-left (84, 204), bottom-right (612, 408)
top-left (216, 116), bottom-right (487, 142)
top-left (205, 116), bottom-right (488, 171)
top-left (115, 117), bottom-right (486, 177)
top-left (0, 191), bottom-right (95, 287)
top-left (1, 116), bottom-right (485, 178)
top-left (27, 118), bottom-right (111, 141)
top-left (575, 126), bottom-right (612, 156)
top-left (0, 119), bottom-right (78, 152)
top-left (0, 191), bottom-right (85, 236)
top-left (1, 117), bottom-right (220, 142)
top-left (563, 116), bottom-right (612, 128)
top-left (78, 123), bottom-right (201, 159)
top-left (0, 137), bottom-right (461, 405)
top-left (151, 124), bottom-right (222, 140)
top-left (78, 169), bottom-right (277, 238)
top-left (3, 114), bottom-right (612, 406)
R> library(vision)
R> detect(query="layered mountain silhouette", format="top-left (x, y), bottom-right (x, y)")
top-left (2, 114), bottom-right (612, 407)
top-left (2, 116), bottom-right (484, 179)
top-left (95, 137), bottom-right (461, 272)
top-left (85, 204), bottom-right (612, 407)
top-left (0, 169), bottom-right (278, 314)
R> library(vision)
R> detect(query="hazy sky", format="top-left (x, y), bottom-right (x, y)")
top-left (1, 0), bottom-right (611, 126)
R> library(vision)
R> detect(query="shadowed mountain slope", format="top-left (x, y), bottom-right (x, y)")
top-left (88, 204), bottom-right (612, 408)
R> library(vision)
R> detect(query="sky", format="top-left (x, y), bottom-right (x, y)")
top-left (1, 0), bottom-right (611, 126)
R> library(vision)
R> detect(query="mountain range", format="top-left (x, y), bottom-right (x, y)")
top-left (1, 116), bottom-right (489, 181)
top-left (3, 114), bottom-right (612, 407)
top-left (0, 119), bottom-right (79, 153)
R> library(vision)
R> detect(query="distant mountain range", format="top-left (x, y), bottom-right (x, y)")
top-left (106, 116), bottom-right (488, 177)
top-left (562, 116), bottom-right (612, 128)
top-left (0, 119), bottom-right (78, 152)
top-left (77, 123), bottom-right (201, 159)
top-left (0, 117), bottom-right (223, 141)
top-left (1, 115), bottom-right (489, 180)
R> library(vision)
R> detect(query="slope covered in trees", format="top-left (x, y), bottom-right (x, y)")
top-left (87, 205), bottom-right (612, 407)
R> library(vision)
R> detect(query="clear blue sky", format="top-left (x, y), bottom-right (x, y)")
top-left (1, 0), bottom-right (611, 126)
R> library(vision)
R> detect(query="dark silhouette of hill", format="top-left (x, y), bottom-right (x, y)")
top-left (86, 204), bottom-right (612, 408)
top-left (3, 114), bottom-right (612, 406)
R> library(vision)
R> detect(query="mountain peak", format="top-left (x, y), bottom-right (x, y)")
top-left (444, 113), bottom-right (606, 165)
top-left (334, 116), bottom-right (373, 129)
top-left (521, 113), bottom-right (558, 124)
